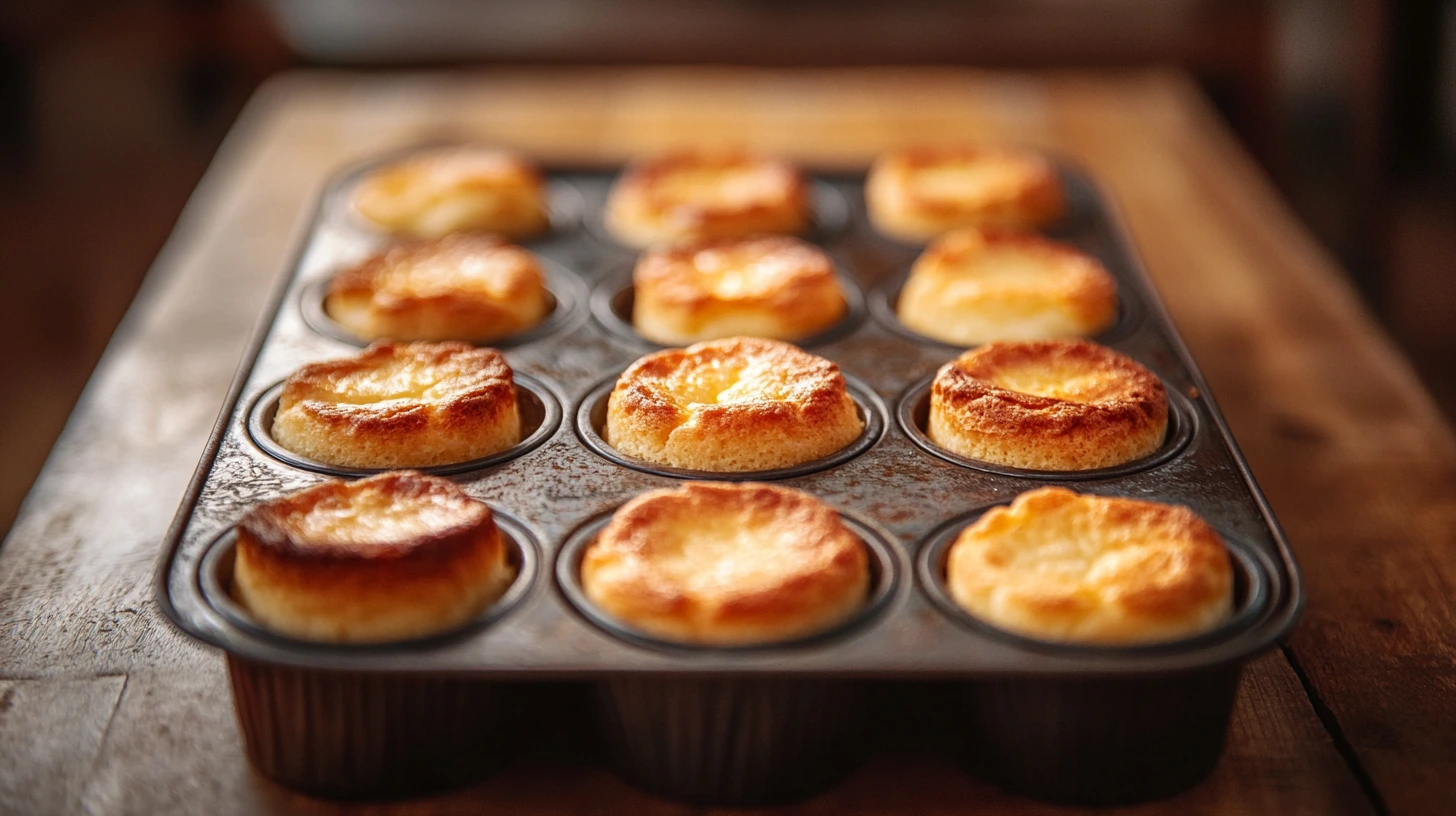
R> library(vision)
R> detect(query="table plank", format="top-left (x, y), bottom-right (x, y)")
top-left (1, 68), bottom-right (1438, 814)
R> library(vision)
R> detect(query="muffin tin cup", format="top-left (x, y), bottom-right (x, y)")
top-left (593, 676), bottom-right (866, 805)
top-left (868, 267), bottom-right (1145, 352)
top-left (158, 163), bottom-right (1304, 807)
top-left (203, 514), bottom-right (540, 798)
top-left (244, 371), bottom-right (563, 478)
top-left (299, 256), bottom-right (590, 350)
top-left (915, 504), bottom-right (1272, 804)
top-left (227, 656), bottom-right (514, 799)
top-left (589, 264), bottom-right (867, 350)
top-left (959, 665), bottom-right (1243, 805)
top-left (896, 373), bottom-right (1198, 480)
top-left (574, 373), bottom-right (886, 481)
top-left (557, 512), bottom-right (898, 805)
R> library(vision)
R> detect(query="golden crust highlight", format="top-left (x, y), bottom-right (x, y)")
top-left (632, 234), bottom-right (845, 344)
top-left (897, 227), bottom-right (1117, 345)
top-left (946, 487), bottom-right (1234, 644)
top-left (867, 145), bottom-right (1066, 242)
top-left (581, 482), bottom-right (870, 645)
top-left (604, 337), bottom-right (863, 472)
top-left (605, 152), bottom-right (809, 247)
top-left (928, 339), bottom-right (1168, 471)
top-left (234, 471), bottom-right (516, 643)
top-left (272, 341), bottom-right (521, 469)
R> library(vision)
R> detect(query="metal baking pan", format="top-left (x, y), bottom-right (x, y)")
top-left (155, 151), bottom-right (1303, 804)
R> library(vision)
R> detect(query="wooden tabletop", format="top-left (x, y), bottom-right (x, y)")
top-left (2, 68), bottom-right (1452, 816)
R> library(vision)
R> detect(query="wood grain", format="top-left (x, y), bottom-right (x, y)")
top-left (1, 67), bottom-right (1447, 814)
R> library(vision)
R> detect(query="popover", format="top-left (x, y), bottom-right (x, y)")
top-left (580, 482), bottom-right (870, 645)
top-left (945, 487), bottom-right (1234, 644)
top-left (866, 145), bottom-right (1066, 242)
top-left (928, 339), bottom-right (1167, 471)
top-left (896, 227), bottom-right (1117, 346)
top-left (631, 234), bottom-right (846, 345)
top-left (324, 234), bottom-right (551, 343)
top-left (604, 337), bottom-right (863, 472)
top-left (604, 152), bottom-right (810, 248)
top-left (271, 341), bottom-right (521, 469)
top-left (352, 147), bottom-right (549, 239)
top-left (234, 471), bottom-right (516, 643)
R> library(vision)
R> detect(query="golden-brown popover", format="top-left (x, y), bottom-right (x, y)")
top-left (580, 482), bottom-right (870, 645)
top-left (896, 227), bottom-right (1117, 346)
top-left (271, 342), bottom-right (521, 469)
top-left (324, 234), bottom-right (551, 343)
top-left (928, 339), bottom-right (1167, 471)
top-left (866, 146), bottom-right (1066, 242)
top-left (631, 234), bottom-right (846, 345)
top-left (234, 471), bottom-right (517, 643)
top-left (604, 152), bottom-right (810, 247)
top-left (352, 147), bottom-right (549, 239)
top-left (604, 337), bottom-right (862, 472)
top-left (945, 487), bottom-right (1234, 644)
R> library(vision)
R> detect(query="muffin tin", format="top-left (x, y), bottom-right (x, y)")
top-left (156, 151), bottom-right (1303, 805)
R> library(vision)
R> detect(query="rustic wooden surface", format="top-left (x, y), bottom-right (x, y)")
top-left (1, 67), bottom-right (1450, 815)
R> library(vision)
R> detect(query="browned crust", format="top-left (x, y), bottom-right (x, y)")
top-left (866, 145), bottom-right (1066, 241)
top-left (632, 234), bottom-right (845, 343)
top-left (324, 234), bottom-right (549, 342)
top-left (233, 471), bottom-right (512, 642)
top-left (604, 152), bottom-right (809, 246)
top-left (903, 226), bottom-right (1117, 339)
top-left (352, 147), bottom-right (548, 239)
top-left (581, 482), bottom-right (869, 644)
top-left (929, 339), bottom-right (1167, 470)
top-left (946, 487), bottom-right (1234, 643)
top-left (273, 342), bottom-right (519, 468)
top-left (604, 337), bottom-right (862, 471)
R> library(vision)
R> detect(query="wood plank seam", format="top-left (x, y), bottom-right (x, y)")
top-left (77, 672), bottom-right (129, 815)
top-left (1282, 638), bottom-right (1391, 815)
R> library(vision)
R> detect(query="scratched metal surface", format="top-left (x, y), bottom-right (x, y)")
top-left (156, 157), bottom-right (1302, 678)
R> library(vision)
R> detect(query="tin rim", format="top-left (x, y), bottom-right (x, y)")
top-left (588, 264), bottom-right (866, 350)
top-left (896, 374), bottom-right (1197, 480)
top-left (868, 267), bottom-right (1143, 352)
top-left (246, 371), bottom-right (562, 478)
top-left (575, 374), bottom-right (886, 481)
top-left (585, 179), bottom-right (852, 249)
top-left (914, 502), bottom-right (1276, 658)
top-left (556, 510), bottom-right (900, 654)
top-left (299, 256), bottom-right (589, 349)
top-left (327, 143), bottom-right (586, 241)
top-left (198, 511), bottom-right (540, 651)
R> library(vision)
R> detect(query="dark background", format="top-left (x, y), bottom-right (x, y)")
top-left (2, 0), bottom-right (1453, 538)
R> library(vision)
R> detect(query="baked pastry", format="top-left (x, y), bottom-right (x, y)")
top-left (928, 339), bottom-right (1167, 471)
top-left (945, 487), bottom-right (1234, 644)
top-left (324, 234), bottom-right (551, 343)
top-left (352, 147), bottom-right (549, 239)
top-left (604, 152), bottom-right (810, 247)
top-left (631, 235), bottom-right (846, 345)
top-left (580, 482), bottom-right (869, 645)
top-left (233, 471), bottom-right (516, 643)
top-left (896, 227), bottom-right (1117, 345)
top-left (272, 341), bottom-right (521, 469)
top-left (866, 146), bottom-right (1066, 242)
top-left (604, 337), bottom-right (862, 472)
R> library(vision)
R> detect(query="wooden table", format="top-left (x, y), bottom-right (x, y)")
top-left (2, 68), bottom-right (1451, 816)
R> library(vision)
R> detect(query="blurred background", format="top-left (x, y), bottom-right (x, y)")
top-left (1, 0), bottom-right (1453, 538)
